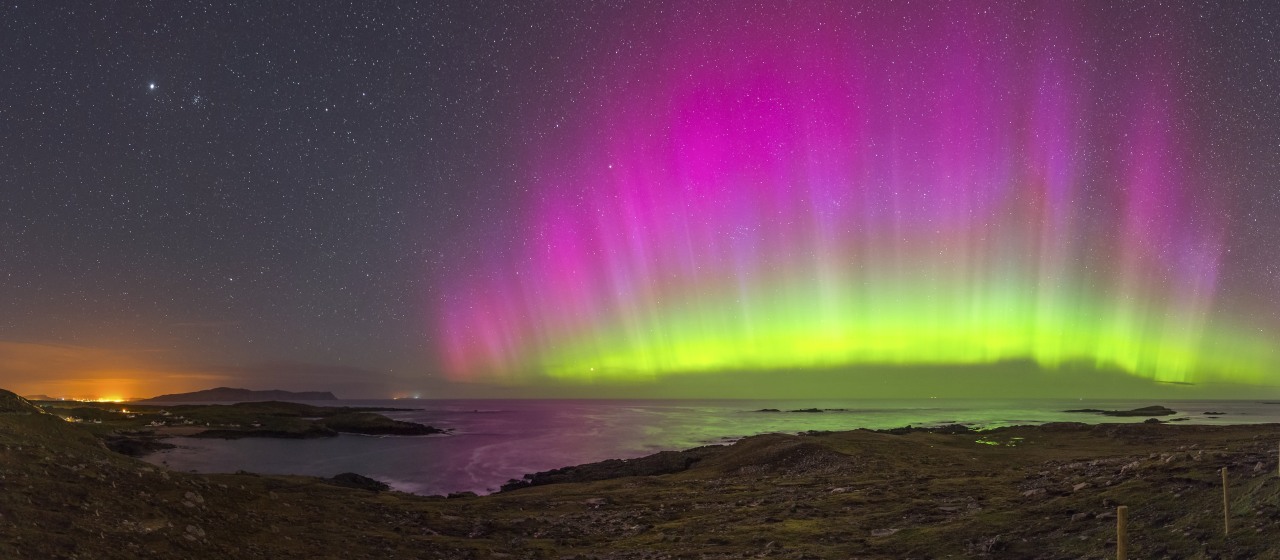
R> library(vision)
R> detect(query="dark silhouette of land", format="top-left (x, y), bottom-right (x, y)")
top-left (4, 388), bottom-right (1280, 559)
top-left (138, 387), bottom-right (338, 403)
top-left (31, 398), bottom-right (446, 444)
top-left (1064, 405), bottom-right (1179, 417)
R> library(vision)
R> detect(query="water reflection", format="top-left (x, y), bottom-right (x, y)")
top-left (143, 399), bottom-right (1280, 495)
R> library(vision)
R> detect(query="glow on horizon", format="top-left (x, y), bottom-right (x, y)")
top-left (438, 2), bottom-right (1275, 386)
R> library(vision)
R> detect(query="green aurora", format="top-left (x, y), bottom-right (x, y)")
top-left (439, 2), bottom-right (1279, 392)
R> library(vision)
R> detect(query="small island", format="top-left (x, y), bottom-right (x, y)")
top-left (1063, 405), bottom-right (1177, 417)
top-left (754, 408), bottom-right (849, 413)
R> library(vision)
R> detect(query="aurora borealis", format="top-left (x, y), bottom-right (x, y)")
top-left (4, 1), bottom-right (1279, 399)
top-left (440, 1), bottom-right (1276, 386)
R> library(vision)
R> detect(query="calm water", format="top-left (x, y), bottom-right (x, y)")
top-left (142, 399), bottom-right (1280, 496)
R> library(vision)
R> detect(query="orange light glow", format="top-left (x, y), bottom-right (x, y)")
top-left (0, 341), bottom-right (238, 400)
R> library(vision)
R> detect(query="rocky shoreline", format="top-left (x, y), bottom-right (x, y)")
top-left (28, 398), bottom-right (449, 449)
top-left (4, 389), bottom-right (1280, 559)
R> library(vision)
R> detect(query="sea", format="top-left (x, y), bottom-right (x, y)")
top-left (140, 399), bottom-right (1280, 496)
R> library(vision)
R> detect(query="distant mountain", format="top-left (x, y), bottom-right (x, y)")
top-left (138, 387), bottom-right (337, 403)
top-left (23, 394), bottom-right (57, 401)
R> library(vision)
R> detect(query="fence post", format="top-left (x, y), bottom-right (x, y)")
top-left (1221, 467), bottom-right (1230, 536)
top-left (1116, 505), bottom-right (1128, 560)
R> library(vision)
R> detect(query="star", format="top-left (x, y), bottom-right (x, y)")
top-left (148, 83), bottom-right (157, 90)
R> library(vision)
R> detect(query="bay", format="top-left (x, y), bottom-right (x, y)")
top-left (141, 398), bottom-right (1280, 496)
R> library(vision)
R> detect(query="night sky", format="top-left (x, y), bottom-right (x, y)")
top-left (3, 1), bottom-right (1279, 400)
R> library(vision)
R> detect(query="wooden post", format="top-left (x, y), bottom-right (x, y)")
top-left (1221, 467), bottom-right (1229, 536)
top-left (1116, 505), bottom-right (1128, 560)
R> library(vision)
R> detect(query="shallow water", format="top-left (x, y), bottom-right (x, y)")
top-left (142, 398), bottom-right (1280, 495)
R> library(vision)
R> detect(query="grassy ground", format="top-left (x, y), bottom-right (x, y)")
top-left (3, 389), bottom-right (1280, 559)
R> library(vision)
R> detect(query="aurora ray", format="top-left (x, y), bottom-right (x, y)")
top-left (439, 1), bottom-right (1275, 385)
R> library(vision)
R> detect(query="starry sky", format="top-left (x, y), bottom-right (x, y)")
top-left (2, 1), bottom-right (1279, 400)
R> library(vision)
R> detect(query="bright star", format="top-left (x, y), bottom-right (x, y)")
top-left (148, 83), bottom-right (157, 90)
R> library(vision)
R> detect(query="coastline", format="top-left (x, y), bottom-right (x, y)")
top-left (5, 389), bottom-right (1280, 558)
top-left (134, 398), bottom-right (1280, 496)
top-left (30, 399), bottom-right (448, 449)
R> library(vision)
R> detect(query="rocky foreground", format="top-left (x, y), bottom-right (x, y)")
top-left (3, 389), bottom-right (1280, 559)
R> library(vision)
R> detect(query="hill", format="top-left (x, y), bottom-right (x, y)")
top-left (138, 387), bottom-right (337, 403)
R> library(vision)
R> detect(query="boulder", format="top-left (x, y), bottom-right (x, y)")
top-left (328, 472), bottom-right (391, 492)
